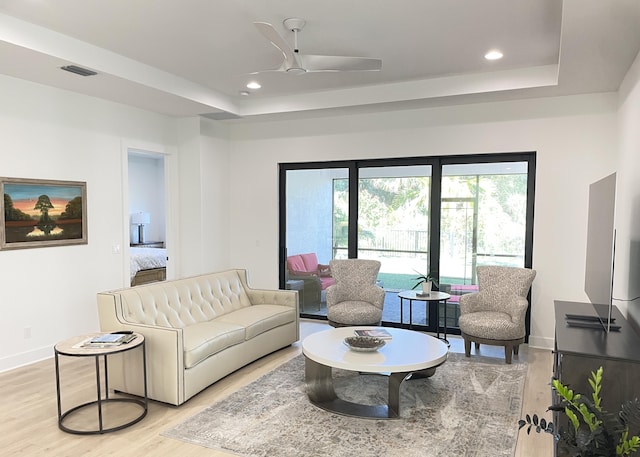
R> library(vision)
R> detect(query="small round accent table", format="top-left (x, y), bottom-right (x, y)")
top-left (54, 332), bottom-right (148, 434)
top-left (397, 290), bottom-right (451, 345)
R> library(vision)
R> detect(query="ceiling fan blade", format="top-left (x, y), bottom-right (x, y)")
top-left (301, 55), bottom-right (382, 72)
top-left (254, 22), bottom-right (298, 70)
top-left (247, 67), bottom-right (286, 76)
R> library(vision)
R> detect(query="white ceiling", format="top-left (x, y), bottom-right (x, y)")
top-left (0, 0), bottom-right (639, 121)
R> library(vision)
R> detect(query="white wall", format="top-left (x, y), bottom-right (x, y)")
top-left (0, 75), bottom-right (178, 371)
top-left (226, 93), bottom-right (620, 349)
top-left (615, 50), bottom-right (640, 333)
top-left (199, 119), bottom-right (232, 273)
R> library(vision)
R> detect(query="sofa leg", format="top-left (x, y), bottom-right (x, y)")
top-left (474, 342), bottom-right (480, 350)
top-left (464, 338), bottom-right (471, 357)
top-left (514, 344), bottom-right (520, 355)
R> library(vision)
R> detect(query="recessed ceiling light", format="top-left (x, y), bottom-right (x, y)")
top-left (239, 90), bottom-right (250, 96)
top-left (246, 81), bottom-right (261, 90)
top-left (484, 50), bottom-right (504, 61)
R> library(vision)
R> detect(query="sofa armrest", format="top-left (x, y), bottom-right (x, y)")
top-left (97, 292), bottom-right (186, 405)
top-left (245, 288), bottom-right (298, 310)
top-left (235, 271), bottom-right (300, 341)
top-left (317, 264), bottom-right (331, 277)
top-left (234, 268), bottom-right (300, 312)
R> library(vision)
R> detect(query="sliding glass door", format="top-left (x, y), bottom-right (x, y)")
top-left (280, 153), bottom-right (535, 337)
top-left (439, 161), bottom-right (531, 331)
top-left (283, 166), bottom-right (348, 315)
top-left (356, 165), bottom-right (436, 329)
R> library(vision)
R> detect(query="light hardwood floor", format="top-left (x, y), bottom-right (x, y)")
top-left (0, 320), bottom-right (554, 456)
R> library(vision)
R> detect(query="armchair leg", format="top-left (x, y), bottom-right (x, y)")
top-left (464, 338), bottom-right (471, 357)
top-left (504, 344), bottom-right (513, 364)
top-left (461, 332), bottom-right (524, 364)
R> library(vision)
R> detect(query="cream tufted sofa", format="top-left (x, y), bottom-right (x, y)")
top-left (97, 269), bottom-right (299, 405)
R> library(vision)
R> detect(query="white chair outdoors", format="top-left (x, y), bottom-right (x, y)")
top-left (458, 265), bottom-right (536, 364)
top-left (326, 259), bottom-right (385, 327)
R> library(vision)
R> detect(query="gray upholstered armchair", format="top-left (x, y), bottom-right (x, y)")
top-left (458, 266), bottom-right (536, 364)
top-left (326, 259), bottom-right (385, 327)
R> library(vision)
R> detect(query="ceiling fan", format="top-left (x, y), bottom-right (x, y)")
top-left (253, 18), bottom-right (382, 75)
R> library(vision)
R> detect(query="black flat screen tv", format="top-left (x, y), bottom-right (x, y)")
top-left (581, 172), bottom-right (618, 332)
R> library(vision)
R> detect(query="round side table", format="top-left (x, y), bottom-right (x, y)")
top-left (397, 290), bottom-right (451, 345)
top-left (54, 332), bottom-right (148, 434)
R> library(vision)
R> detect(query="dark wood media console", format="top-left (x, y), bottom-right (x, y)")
top-left (554, 300), bottom-right (640, 455)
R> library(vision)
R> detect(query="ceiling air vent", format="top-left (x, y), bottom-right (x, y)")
top-left (60, 65), bottom-right (98, 77)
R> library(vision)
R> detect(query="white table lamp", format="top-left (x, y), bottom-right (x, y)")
top-left (131, 212), bottom-right (151, 244)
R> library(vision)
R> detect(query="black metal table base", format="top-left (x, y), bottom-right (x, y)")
top-left (58, 397), bottom-right (147, 435)
top-left (55, 337), bottom-right (148, 435)
top-left (399, 296), bottom-right (450, 346)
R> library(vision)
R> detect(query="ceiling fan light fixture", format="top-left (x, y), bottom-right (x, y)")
top-left (484, 49), bottom-right (504, 61)
top-left (246, 81), bottom-right (261, 89)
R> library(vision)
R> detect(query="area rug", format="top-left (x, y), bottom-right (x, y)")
top-left (162, 352), bottom-right (527, 457)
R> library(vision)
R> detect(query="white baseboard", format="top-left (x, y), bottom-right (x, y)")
top-left (527, 335), bottom-right (554, 351)
top-left (0, 346), bottom-right (52, 373)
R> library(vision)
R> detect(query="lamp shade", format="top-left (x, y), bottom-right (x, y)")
top-left (131, 212), bottom-right (151, 225)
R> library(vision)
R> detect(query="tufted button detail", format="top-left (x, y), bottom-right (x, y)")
top-left (119, 270), bottom-right (256, 328)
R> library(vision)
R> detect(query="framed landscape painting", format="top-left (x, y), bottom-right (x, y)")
top-left (1, 177), bottom-right (87, 250)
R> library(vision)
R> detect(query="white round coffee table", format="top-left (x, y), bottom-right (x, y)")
top-left (301, 326), bottom-right (448, 419)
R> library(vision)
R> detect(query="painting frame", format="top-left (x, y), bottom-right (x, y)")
top-left (1, 177), bottom-right (87, 250)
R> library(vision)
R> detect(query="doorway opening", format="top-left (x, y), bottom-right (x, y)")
top-left (127, 150), bottom-right (168, 286)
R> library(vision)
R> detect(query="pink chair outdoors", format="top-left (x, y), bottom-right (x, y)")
top-left (287, 253), bottom-right (335, 309)
top-left (286, 253), bottom-right (334, 290)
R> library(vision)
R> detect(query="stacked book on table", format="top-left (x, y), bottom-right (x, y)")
top-left (353, 328), bottom-right (393, 339)
top-left (81, 332), bottom-right (137, 348)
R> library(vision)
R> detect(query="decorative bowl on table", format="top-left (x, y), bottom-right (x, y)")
top-left (343, 336), bottom-right (386, 352)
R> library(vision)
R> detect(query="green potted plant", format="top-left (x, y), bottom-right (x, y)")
top-left (519, 366), bottom-right (640, 456)
top-left (411, 269), bottom-right (439, 294)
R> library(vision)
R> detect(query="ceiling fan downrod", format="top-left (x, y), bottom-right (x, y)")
top-left (283, 17), bottom-right (306, 73)
top-left (284, 17), bottom-right (306, 54)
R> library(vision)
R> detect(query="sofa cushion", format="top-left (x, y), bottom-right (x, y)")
top-left (287, 255), bottom-right (306, 272)
top-left (289, 270), bottom-right (316, 277)
top-left (215, 304), bottom-right (297, 340)
top-left (300, 253), bottom-right (319, 271)
top-left (183, 320), bottom-right (245, 369)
